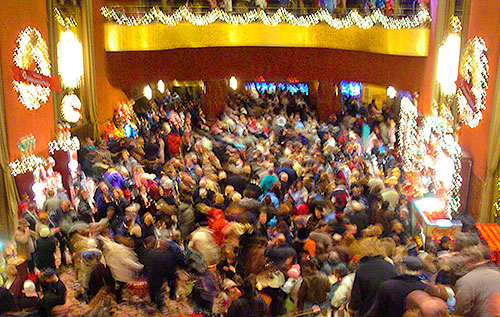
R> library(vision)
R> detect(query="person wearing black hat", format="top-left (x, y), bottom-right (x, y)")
top-left (365, 256), bottom-right (427, 317)
top-left (38, 267), bottom-right (66, 316)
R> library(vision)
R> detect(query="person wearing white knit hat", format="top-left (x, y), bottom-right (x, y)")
top-left (17, 280), bottom-right (41, 312)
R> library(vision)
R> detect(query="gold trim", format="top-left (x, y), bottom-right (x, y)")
top-left (104, 22), bottom-right (429, 56)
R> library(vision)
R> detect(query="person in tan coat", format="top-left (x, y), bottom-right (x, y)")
top-left (13, 219), bottom-right (37, 272)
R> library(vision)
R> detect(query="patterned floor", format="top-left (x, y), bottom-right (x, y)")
top-left (58, 267), bottom-right (195, 317)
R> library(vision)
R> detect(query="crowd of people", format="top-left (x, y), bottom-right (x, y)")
top-left (1, 87), bottom-right (500, 317)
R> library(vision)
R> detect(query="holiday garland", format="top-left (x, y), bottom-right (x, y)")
top-left (419, 115), bottom-right (462, 216)
top-left (457, 37), bottom-right (489, 128)
top-left (101, 5), bottom-right (430, 29)
top-left (398, 97), bottom-right (420, 173)
top-left (12, 27), bottom-right (52, 110)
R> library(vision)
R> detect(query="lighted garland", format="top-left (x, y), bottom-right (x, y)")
top-left (54, 8), bottom-right (77, 28)
top-left (457, 37), bottom-right (489, 128)
top-left (101, 6), bottom-right (430, 29)
top-left (12, 27), bottom-right (52, 110)
top-left (48, 136), bottom-right (80, 154)
top-left (9, 155), bottom-right (47, 177)
top-left (419, 115), bottom-right (462, 216)
top-left (398, 97), bottom-right (420, 173)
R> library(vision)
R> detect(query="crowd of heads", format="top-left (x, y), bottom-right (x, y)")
top-left (3, 87), bottom-right (499, 316)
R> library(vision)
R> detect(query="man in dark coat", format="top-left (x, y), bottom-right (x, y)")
top-left (264, 233), bottom-right (297, 269)
top-left (34, 226), bottom-right (57, 270)
top-left (348, 253), bottom-right (396, 316)
top-left (366, 256), bottom-right (427, 317)
top-left (136, 237), bottom-right (185, 310)
top-left (0, 286), bottom-right (17, 314)
top-left (77, 190), bottom-right (94, 223)
top-left (38, 268), bottom-right (66, 316)
top-left (227, 279), bottom-right (268, 317)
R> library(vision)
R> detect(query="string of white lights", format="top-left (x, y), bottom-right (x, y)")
top-left (398, 97), bottom-right (420, 173)
top-left (101, 6), bottom-right (431, 29)
top-left (9, 155), bottom-right (47, 177)
top-left (457, 37), bottom-right (489, 128)
top-left (54, 8), bottom-right (78, 28)
top-left (12, 27), bottom-right (52, 110)
top-left (49, 136), bottom-right (80, 154)
top-left (418, 115), bottom-right (461, 216)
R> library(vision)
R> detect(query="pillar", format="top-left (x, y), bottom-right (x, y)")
top-left (316, 81), bottom-right (341, 122)
top-left (203, 80), bottom-right (228, 123)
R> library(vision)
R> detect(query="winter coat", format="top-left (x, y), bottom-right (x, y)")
top-left (101, 237), bottom-right (143, 283)
top-left (297, 271), bottom-right (331, 310)
top-left (227, 294), bottom-right (268, 317)
top-left (13, 228), bottom-right (35, 260)
top-left (178, 203), bottom-right (195, 239)
top-left (34, 236), bottom-right (57, 270)
top-left (365, 274), bottom-right (427, 317)
top-left (348, 255), bottom-right (396, 316)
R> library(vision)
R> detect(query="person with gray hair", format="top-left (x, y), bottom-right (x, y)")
top-left (454, 244), bottom-right (500, 316)
top-left (365, 256), bottom-right (427, 317)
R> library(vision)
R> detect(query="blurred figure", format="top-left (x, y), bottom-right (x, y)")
top-left (17, 279), bottom-right (42, 314)
top-left (34, 226), bottom-right (57, 271)
top-left (3, 264), bottom-right (23, 298)
top-left (38, 267), bottom-right (66, 316)
top-left (366, 256), bottom-right (427, 316)
top-left (454, 245), bottom-right (500, 316)
top-left (13, 219), bottom-right (37, 272)
top-left (227, 279), bottom-right (268, 317)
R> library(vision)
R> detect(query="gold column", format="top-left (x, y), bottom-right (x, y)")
top-left (480, 55), bottom-right (500, 223)
top-left (429, 0), bottom-right (452, 103)
top-left (0, 62), bottom-right (20, 238)
top-left (81, 0), bottom-right (100, 140)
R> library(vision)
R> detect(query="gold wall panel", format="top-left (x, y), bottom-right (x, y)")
top-left (104, 23), bottom-right (429, 56)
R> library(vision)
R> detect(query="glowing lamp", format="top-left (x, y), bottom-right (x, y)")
top-left (157, 80), bottom-right (165, 93)
top-left (387, 86), bottom-right (397, 99)
top-left (57, 30), bottom-right (84, 89)
top-left (144, 85), bottom-right (152, 100)
top-left (436, 33), bottom-right (461, 96)
top-left (229, 76), bottom-right (237, 90)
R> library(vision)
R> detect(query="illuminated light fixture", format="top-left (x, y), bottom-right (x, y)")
top-left (436, 33), bottom-right (461, 96)
top-left (144, 85), bottom-right (152, 100)
top-left (60, 93), bottom-right (82, 123)
top-left (229, 76), bottom-right (237, 90)
top-left (158, 79), bottom-right (165, 93)
top-left (387, 86), bottom-right (397, 99)
top-left (57, 29), bottom-right (84, 89)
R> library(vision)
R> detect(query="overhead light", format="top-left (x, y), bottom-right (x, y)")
top-left (436, 33), bottom-right (461, 96)
top-left (229, 76), bottom-right (237, 90)
top-left (157, 80), bottom-right (165, 93)
top-left (144, 85), bottom-right (152, 100)
top-left (57, 29), bottom-right (84, 89)
top-left (387, 86), bottom-right (397, 99)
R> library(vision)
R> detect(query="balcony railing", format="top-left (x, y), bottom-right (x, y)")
top-left (103, 1), bottom-right (429, 17)
top-left (101, 4), bottom-right (431, 56)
